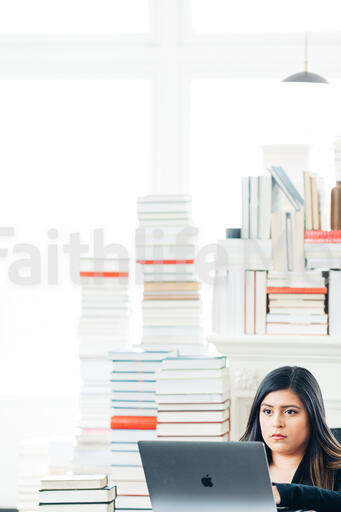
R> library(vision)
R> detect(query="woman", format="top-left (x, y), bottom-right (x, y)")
top-left (240, 366), bottom-right (341, 512)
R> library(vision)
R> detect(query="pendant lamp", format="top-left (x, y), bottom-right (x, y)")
top-left (282, 33), bottom-right (328, 84)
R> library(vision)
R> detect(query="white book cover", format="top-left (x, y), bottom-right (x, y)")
top-left (115, 480), bottom-right (148, 495)
top-left (249, 176), bottom-right (258, 239)
top-left (108, 465), bottom-right (146, 481)
top-left (115, 495), bottom-right (151, 509)
top-left (267, 313), bottom-right (327, 323)
top-left (111, 361), bottom-right (163, 372)
top-left (110, 429), bottom-right (157, 442)
top-left (40, 474), bottom-right (108, 491)
top-left (157, 409), bottom-right (229, 423)
top-left (142, 300), bottom-right (200, 309)
top-left (111, 391), bottom-right (156, 401)
top-left (156, 390), bottom-right (230, 404)
top-left (156, 372), bottom-right (229, 394)
top-left (111, 407), bottom-right (157, 417)
top-left (158, 400), bottom-right (230, 411)
top-left (156, 367), bottom-right (228, 380)
top-left (241, 176), bottom-right (250, 239)
top-left (258, 175), bottom-right (272, 239)
top-left (268, 293), bottom-right (325, 300)
top-left (292, 208), bottom-right (305, 272)
top-left (304, 171), bottom-right (313, 230)
top-left (271, 212), bottom-right (288, 272)
top-left (266, 323), bottom-right (328, 335)
top-left (110, 381), bottom-right (156, 392)
top-left (156, 419), bottom-right (229, 436)
top-left (141, 264), bottom-right (195, 274)
top-left (269, 307), bottom-right (325, 315)
top-left (161, 355), bottom-right (226, 370)
top-left (157, 433), bottom-right (229, 441)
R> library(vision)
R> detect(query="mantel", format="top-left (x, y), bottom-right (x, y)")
top-left (207, 334), bottom-right (341, 360)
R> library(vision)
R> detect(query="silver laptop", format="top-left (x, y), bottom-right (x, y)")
top-left (138, 440), bottom-right (278, 512)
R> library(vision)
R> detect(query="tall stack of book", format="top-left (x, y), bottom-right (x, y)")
top-left (266, 271), bottom-right (328, 335)
top-left (136, 195), bottom-right (204, 353)
top-left (108, 348), bottom-right (176, 512)
top-left (305, 230), bottom-right (341, 269)
top-left (74, 258), bottom-right (130, 475)
top-left (38, 474), bottom-right (115, 512)
top-left (156, 355), bottom-right (230, 441)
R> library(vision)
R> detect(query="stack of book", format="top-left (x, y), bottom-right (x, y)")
top-left (244, 270), bottom-right (267, 335)
top-left (74, 258), bottom-right (131, 476)
top-left (156, 355), bottom-right (230, 441)
top-left (266, 271), bottom-right (328, 335)
top-left (38, 474), bottom-right (115, 512)
top-left (303, 171), bottom-right (323, 231)
top-left (136, 195), bottom-right (204, 353)
top-left (305, 230), bottom-right (341, 269)
top-left (109, 349), bottom-right (178, 512)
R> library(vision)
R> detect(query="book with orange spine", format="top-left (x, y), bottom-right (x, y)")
top-left (111, 415), bottom-right (157, 430)
top-left (266, 287), bottom-right (327, 294)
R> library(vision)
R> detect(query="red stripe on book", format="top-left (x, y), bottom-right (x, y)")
top-left (111, 416), bottom-right (157, 430)
top-left (136, 260), bottom-right (194, 265)
top-left (266, 287), bottom-right (327, 294)
top-left (80, 272), bottom-right (129, 278)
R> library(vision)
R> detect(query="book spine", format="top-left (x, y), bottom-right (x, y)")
top-left (266, 287), bottom-right (327, 294)
top-left (110, 416), bottom-right (157, 430)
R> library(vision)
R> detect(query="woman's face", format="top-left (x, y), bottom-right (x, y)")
top-left (259, 388), bottom-right (310, 457)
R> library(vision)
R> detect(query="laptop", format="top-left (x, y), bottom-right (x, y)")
top-left (138, 440), bottom-right (308, 512)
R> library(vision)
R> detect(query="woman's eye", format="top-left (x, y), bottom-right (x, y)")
top-left (262, 409), bottom-right (272, 415)
top-left (286, 409), bottom-right (297, 415)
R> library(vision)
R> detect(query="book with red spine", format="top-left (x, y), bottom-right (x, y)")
top-left (305, 230), bottom-right (341, 243)
top-left (266, 287), bottom-right (327, 294)
top-left (110, 415), bottom-right (157, 430)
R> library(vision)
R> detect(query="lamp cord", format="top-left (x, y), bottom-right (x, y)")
top-left (304, 32), bottom-right (308, 72)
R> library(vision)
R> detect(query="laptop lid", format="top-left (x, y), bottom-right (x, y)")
top-left (138, 440), bottom-right (277, 512)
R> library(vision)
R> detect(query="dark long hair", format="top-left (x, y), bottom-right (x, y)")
top-left (240, 366), bottom-right (341, 489)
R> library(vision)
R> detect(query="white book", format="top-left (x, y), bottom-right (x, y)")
top-left (249, 176), bottom-right (258, 239)
top-left (266, 323), bottom-right (328, 335)
top-left (111, 391), bottom-right (156, 401)
top-left (115, 495), bottom-right (151, 509)
top-left (156, 372), bottom-right (229, 394)
top-left (328, 270), bottom-right (341, 336)
top-left (109, 350), bottom-right (177, 361)
top-left (271, 212), bottom-right (288, 272)
top-left (110, 429), bottom-right (157, 442)
top-left (142, 300), bottom-right (200, 309)
top-left (38, 504), bottom-right (114, 512)
top-left (161, 356), bottom-right (226, 370)
top-left (38, 486), bottom-right (116, 504)
top-left (143, 274), bottom-right (196, 282)
top-left (268, 293), bottom-right (325, 300)
top-left (241, 176), bottom-right (250, 239)
top-left (156, 391), bottom-right (230, 404)
top-left (267, 313), bottom-right (327, 323)
top-left (79, 258), bottom-right (129, 272)
top-left (269, 307), bottom-right (325, 315)
top-left (292, 208), bottom-right (305, 272)
top-left (115, 480), bottom-right (148, 495)
top-left (110, 450), bottom-right (142, 465)
top-left (111, 361), bottom-right (163, 372)
top-left (158, 400), bottom-right (230, 411)
top-left (111, 371), bottom-right (156, 381)
top-left (110, 380), bottom-right (156, 392)
top-left (255, 271), bottom-right (266, 335)
top-left (158, 433), bottom-right (229, 441)
top-left (157, 409), bottom-right (229, 422)
top-left (111, 407), bottom-right (157, 417)
top-left (244, 270), bottom-right (255, 334)
top-left (258, 175), bottom-right (272, 239)
top-left (141, 264), bottom-right (195, 274)
top-left (310, 174), bottom-right (321, 230)
top-left (156, 367), bottom-right (228, 380)
top-left (157, 419), bottom-right (229, 436)
top-left (40, 474), bottom-right (108, 491)
top-left (108, 465), bottom-right (146, 481)
top-left (304, 171), bottom-right (313, 230)
top-left (268, 270), bottom-right (323, 280)
top-left (268, 300), bottom-right (324, 308)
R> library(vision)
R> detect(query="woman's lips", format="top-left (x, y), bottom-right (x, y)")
top-left (271, 434), bottom-right (286, 439)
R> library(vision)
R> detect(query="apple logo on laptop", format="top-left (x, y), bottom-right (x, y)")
top-left (201, 474), bottom-right (213, 487)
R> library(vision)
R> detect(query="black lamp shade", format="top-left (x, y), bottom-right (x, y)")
top-left (282, 70), bottom-right (328, 84)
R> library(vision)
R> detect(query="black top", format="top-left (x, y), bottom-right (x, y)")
top-left (275, 455), bottom-right (341, 512)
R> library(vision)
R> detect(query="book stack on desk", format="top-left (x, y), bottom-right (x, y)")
top-left (156, 355), bottom-right (230, 440)
top-left (266, 271), bottom-right (328, 335)
top-left (136, 195), bottom-right (205, 354)
top-left (38, 474), bottom-right (116, 512)
top-left (109, 349), bottom-right (178, 512)
top-left (75, 258), bottom-right (131, 472)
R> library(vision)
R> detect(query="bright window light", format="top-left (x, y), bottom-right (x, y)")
top-left (191, 0), bottom-right (341, 33)
top-left (0, 79), bottom-right (149, 395)
top-left (0, 0), bottom-right (150, 35)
